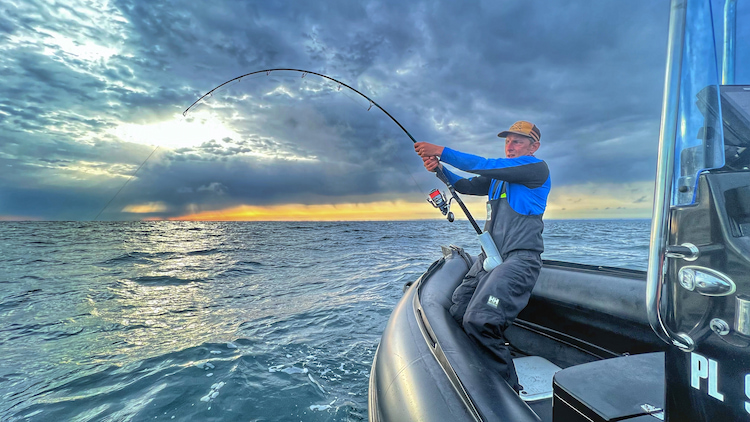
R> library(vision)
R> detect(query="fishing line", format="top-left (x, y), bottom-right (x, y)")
top-left (398, 154), bottom-right (428, 194)
top-left (93, 145), bottom-right (159, 221)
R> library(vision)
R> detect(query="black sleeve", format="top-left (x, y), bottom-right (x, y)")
top-left (473, 161), bottom-right (550, 189)
top-left (453, 175), bottom-right (491, 196)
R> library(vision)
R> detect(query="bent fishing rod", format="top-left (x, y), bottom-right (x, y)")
top-left (184, 68), bottom-right (483, 235)
top-left (188, 68), bottom-right (504, 270)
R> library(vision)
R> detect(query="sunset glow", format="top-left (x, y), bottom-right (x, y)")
top-left (171, 201), bottom-right (444, 221)
top-left (154, 185), bottom-right (653, 222)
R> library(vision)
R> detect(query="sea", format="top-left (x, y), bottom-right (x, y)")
top-left (0, 219), bottom-right (650, 422)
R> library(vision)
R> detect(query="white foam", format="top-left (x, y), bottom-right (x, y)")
top-left (195, 361), bottom-right (216, 371)
top-left (309, 399), bottom-right (336, 412)
top-left (199, 381), bottom-right (226, 403)
top-left (268, 364), bottom-right (284, 372)
top-left (308, 373), bottom-right (327, 394)
top-left (281, 366), bottom-right (308, 374)
top-left (23, 410), bottom-right (44, 418)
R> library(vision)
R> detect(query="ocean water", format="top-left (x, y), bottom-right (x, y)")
top-left (0, 219), bottom-right (650, 421)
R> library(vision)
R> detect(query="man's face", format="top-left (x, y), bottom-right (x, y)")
top-left (505, 133), bottom-right (539, 158)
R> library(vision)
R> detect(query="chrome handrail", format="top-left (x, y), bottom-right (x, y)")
top-left (646, 0), bottom-right (694, 351)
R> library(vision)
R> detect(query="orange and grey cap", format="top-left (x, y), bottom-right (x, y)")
top-left (497, 121), bottom-right (541, 143)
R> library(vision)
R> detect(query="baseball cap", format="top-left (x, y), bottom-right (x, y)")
top-left (497, 121), bottom-right (541, 143)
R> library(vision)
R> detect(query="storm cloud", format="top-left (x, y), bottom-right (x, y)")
top-left (0, 0), bottom-right (672, 220)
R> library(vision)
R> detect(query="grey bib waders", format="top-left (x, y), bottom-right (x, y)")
top-left (449, 182), bottom-right (544, 392)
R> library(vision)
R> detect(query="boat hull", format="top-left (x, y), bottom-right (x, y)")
top-left (369, 247), bottom-right (542, 421)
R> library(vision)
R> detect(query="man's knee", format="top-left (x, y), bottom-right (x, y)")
top-left (462, 309), bottom-right (507, 339)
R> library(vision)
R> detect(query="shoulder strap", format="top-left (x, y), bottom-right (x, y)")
top-left (491, 180), bottom-right (507, 199)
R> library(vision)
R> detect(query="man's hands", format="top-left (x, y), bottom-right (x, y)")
top-left (414, 142), bottom-right (444, 173)
top-left (414, 142), bottom-right (444, 157)
top-left (422, 156), bottom-right (441, 172)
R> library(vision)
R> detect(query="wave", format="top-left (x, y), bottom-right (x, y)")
top-left (99, 251), bottom-right (169, 265)
top-left (1, 322), bottom-right (84, 342)
top-left (127, 275), bottom-right (204, 285)
top-left (186, 248), bottom-right (221, 256)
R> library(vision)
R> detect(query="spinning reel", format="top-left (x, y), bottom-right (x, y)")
top-left (427, 189), bottom-right (454, 222)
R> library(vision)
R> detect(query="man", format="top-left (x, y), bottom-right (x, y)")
top-left (414, 121), bottom-right (550, 392)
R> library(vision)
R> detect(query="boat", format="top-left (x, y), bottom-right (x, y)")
top-left (368, 0), bottom-right (750, 420)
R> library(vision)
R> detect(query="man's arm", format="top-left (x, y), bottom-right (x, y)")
top-left (422, 156), bottom-right (490, 196)
top-left (441, 147), bottom-right (549, 189)
top-left (442, 167), bottom-right (492, 196)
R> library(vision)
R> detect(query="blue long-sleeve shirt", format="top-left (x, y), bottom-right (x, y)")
top-left (440, 147), bottom-right (550, 216)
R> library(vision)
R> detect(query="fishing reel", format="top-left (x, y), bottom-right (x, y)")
top-left (427, 189), bottom-right (454, 222)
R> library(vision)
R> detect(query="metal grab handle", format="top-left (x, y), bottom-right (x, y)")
top-left (665, 243), bottom-right (724, 261)
top-left (646, 0), bottom-right (694, 352)
top-left (665, 243), bottom-right (700, 261)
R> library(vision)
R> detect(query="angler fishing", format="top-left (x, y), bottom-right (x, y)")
top-left (413, 120), bottom-right (550, 393)
top-left (186, 69), bottom-right (553, 394)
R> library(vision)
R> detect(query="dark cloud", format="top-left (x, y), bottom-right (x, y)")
top-left (0, 0), bottom-right (680, 220)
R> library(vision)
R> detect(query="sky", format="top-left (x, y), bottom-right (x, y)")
top-left (0, 0), bottom-right (674, 221)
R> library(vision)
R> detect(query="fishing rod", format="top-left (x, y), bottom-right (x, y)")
top-left (187, 69), bottom-right (502, 271)
top-left (184, 68), bottom-right (482, 233)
